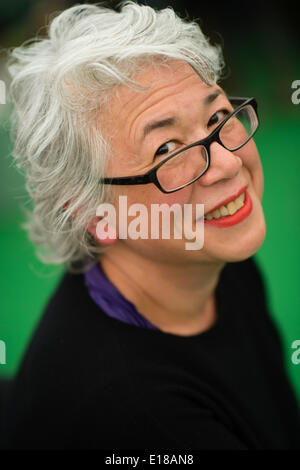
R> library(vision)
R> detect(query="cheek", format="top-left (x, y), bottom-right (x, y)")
top-left (238, 140), bottom-right (264, 200)
top-left (254, 154), bottom-right (264, 201)
top-left (112, 184), bottom-right (194, 235)
top-left (123, 184), bottom-right (193, 207)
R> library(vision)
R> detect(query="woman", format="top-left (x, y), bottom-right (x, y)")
top-left (1, 2), bottom-right (299, 449)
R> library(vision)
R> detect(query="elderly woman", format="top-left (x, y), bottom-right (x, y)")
top-left (1, 2), bottom-right (299, 450)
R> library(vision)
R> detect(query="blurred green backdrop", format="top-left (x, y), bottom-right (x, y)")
top-left (0, 0), bottom-right (299, 404)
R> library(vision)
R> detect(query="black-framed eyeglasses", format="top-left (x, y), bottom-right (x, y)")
top-left (99, 97), bottom-right (259, 194)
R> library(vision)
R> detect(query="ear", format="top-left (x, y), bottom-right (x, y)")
top-left (63, 200), bottom-right (118, 245)
top-left (62, 200), bottom-right (80, 218)
top-left (86, 216), bottom-right (118, 245)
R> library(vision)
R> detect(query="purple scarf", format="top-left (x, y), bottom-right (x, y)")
top-left (84, 262), bottom-right (159, 330)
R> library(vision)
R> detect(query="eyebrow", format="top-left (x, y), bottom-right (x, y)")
top-left (141, 89), bottom-right (224, 140)
top-left (203, 89), bottom-right (224, 106)
top-left (142, 117), bottom-right (178, 140)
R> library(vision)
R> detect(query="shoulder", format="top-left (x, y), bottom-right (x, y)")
top-left (18, 271), bottom-right (120, 370)
top-left (224, 256), bottom-right (286, 364)
top-left (221, 255), bottom-right (273, 321)
top-left (223, 255), bottom-right (267, 289)
top-left (1, 271), bottom-right (132, 448)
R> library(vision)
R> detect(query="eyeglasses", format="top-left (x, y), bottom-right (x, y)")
top-left (99, 97), bottom-right (259, 193)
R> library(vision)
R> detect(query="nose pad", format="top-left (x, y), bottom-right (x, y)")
top-left (200, 141), bottom-right (242, 185)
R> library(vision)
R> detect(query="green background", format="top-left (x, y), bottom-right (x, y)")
top-left (0, 1), bottom-right (299, 405)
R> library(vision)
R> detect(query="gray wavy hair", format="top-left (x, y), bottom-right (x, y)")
top-left (7, 1), bottom-right (225, 272)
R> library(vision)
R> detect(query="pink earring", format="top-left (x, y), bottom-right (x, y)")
top-left (95, 218), bottom-right (118, 245)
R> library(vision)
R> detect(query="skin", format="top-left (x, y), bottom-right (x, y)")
top-left (87, 59), bottom-right (266, 336)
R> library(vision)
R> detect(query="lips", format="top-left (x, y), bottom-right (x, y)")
top-left (203, 189), bottom-right (253, 227)
top-left (204, 185), bottom-right (248, 217)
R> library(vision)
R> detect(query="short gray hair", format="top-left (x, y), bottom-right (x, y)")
top-left (7, 1), bottom-right (225, 272)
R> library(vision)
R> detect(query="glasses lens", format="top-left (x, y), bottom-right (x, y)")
top-left (157, 145), bottom-right (208, 192)
top-left (219, 104), bottom-right (258, 151)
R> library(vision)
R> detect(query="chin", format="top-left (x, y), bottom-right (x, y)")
top-left (221, 220), bottom-right (266, 263)
top-left (203, 207), bottom-right (267, 264)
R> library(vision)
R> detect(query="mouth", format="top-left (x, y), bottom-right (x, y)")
top-left (204, 193), bottom-right (245, 220)
top-left (202, 185), bottom-right (253, 227)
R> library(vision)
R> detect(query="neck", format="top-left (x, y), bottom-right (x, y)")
top-left (99, 245), bottom-right (225, 336)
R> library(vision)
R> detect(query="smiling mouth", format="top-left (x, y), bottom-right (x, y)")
top-left (204, 192), bottom-right (245, 220)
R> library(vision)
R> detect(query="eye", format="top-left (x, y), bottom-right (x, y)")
top-left (154, 140), bottom-right (178, 158)
top-left (208, 109), bottom-right (231, 128)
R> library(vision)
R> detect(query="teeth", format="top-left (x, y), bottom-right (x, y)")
top-left (219, 205), bottom-right (229, 217)
top-left (227, 201), bottom-right (236, 215)
top-left (235, 196), bottom-right (244, 210)
top-left (212, 208), bottom-right (221, 218)
top-left (205, 192), bottom-right (245, 220)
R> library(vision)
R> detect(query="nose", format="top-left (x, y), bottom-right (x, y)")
top-left (199, 141), bottom-right (242, 186)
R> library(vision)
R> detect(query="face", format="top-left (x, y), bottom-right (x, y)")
top-left (96, 59), bottom-right (266, 266)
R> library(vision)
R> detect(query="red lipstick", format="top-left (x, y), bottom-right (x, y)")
top-left (205, 185), bottom-right (248, 216)
top-left (204, 190), bottom-right (253, 227)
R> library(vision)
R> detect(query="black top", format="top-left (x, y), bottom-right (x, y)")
top-left (1, 257), bottom-right (300, 449)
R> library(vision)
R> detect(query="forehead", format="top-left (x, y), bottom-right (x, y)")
top-left (102, 60), bottom-right (222, 142)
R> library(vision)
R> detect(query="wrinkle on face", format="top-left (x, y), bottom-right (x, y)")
top-left (95, 59), bottom-right (265, 268)
top-left (102, 60), bottom-right (224, 176)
